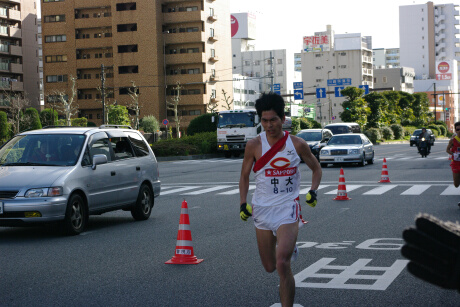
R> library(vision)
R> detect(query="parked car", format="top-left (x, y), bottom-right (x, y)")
top-left (282, 116), bottom-right (292, 131)
top-left (319, 133), bottom-right (374, 167)
top-left (0, 125), bottom-right (161, 235)
top-left (296, 128), bottom-right (333, 159)
top-left (324, 123), bottom-right (361, 134)
top-left (410, 129), bottom-right (435, 147)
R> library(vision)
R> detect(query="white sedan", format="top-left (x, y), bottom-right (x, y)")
top-left (319, 133), bottom-right (374, 167)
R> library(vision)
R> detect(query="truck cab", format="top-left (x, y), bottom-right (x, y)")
top-left (215, 110), bottom-right (262, 158)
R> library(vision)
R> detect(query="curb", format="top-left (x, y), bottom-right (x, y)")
top-left (156, 153), bottom-right (222, 162)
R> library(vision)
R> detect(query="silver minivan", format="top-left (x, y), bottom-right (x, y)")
top-left (0, 125), bottom-right (161, 235)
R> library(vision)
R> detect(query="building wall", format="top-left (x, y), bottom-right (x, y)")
top-left (41, 0), bottom-right (232, 128)
top-left (373, 67), bottom-right (415, 93)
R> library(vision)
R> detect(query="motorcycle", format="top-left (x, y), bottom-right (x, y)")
top-left (418, 137), bottom-right (429, 158)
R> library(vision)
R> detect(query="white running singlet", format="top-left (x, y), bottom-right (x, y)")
top-left (251, 132), bottom-right (301, 208)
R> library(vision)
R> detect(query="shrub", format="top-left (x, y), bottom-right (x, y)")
top-left (40, 109), bottom-right (58, 127)
top-left (309, 119), bottom-right (322, 128)
top-left (427, 124), bottom-right (440, 136)
top-left (21, 108), bottom-right (42, 131)
top-left (57, 119), bottom-right (66, 126)
top-left (436, 124), bottom-right (446, 136)
top-left (151, 131), bottom-right (217, 156)
top-left (297, 117), bottom-right (312, 129)
top-left (187, 113), bottom-right (217, 136)
top-left (71, 117), bottom-right (88, 127)
top-left (87, 121), bottom-right (97, 127)
top-left (291, 118), bottom-right (301, 135)
top-left (390, 124), bottom-right (404, 139)
top-left (364, 128), bottom-right (382, 144)
top-left (380, 126), bottom-right (394, 140)
top-left (403, 126), bottom-right (417, 137)
top-left (140, 115), bottom-right (160, 133)
top-left (0, 111), bottom-right (9, 143)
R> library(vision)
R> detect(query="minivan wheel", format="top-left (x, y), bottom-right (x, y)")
top-left (359, 154), bottom-right (366, 167)
top-left (131, 184), bottom-right (153, 221)
top-left (63, 194), bottom-right (86, 236)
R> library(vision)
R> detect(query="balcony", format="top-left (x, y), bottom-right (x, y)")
top-left (163, 10), bottom-right (205, 24)
top-left (165, 31), bottom-right (206, 44)
top-left (0, 62), bottom-right (22, 73)
top-left (166, 73), bottom-right (206, 85)
top-left (8, 27), bottom-right (21, 38)
top-left (0, 44), bottom-right (21, 56)
top-left (435, 14), bottom-right (445, 23)
top-left (362, 68), bottom-right (372, 76)
top-left (75, 37), bottom-right (112, 49)
top-left (436, 24), bottom-right (446, 31)
top-left (165, 52), bottom-right (206, 65)
top-left (436, 33), bottom-right (446, 41)
top-left (209, 75), bottom-right (218, 82)
top-left (11, 80), bottom-right (23, 91)
top-left (436, 42), bottom-right (446, 52)
top-left (169, 93), bottom-right (206, 105)
top-left (75, 17), bottom-right (111, 29)
top-left (208, 34), bottom-right (218, 42)
top-left (8, 8), bottom-right (20, 21)
top-left (207, 14), bottom-right (217, 22)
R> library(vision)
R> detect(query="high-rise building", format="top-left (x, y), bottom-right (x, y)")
top-left (41, 0), bottom-right (232, 128)
top-left (38, 18), bottom-right (44, 108)
top-left (300, 25), bottom-right (373, 125)
top-left (0, 0), bottom-right (39, 110)
top-left (399, 2), bottom-right (460, 81)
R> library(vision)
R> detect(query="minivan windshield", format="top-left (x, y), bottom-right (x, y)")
top-left (0, 134), bottom-right (86, 166)
top-left (296, 131), bottom-right (322, 142)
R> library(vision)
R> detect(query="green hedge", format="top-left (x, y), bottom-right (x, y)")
top-left (390, 124), bottom-right (404, 139)
top-left (364, 128), bottom-right (382, 144)
top-left (151, 131), bottom-right (217, 157)
top-left (380, 126), bottom-right (394, 140)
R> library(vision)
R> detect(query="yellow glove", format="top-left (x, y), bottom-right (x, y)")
top-left (306, 190), bottom-right (317, 207)
top-left (240, 203), bottom-right (252, 221)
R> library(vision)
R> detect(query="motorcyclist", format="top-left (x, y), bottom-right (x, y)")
top-left (417, 128), bottom-right (431, 154)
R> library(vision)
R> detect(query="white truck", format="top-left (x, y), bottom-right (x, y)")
top-left (215, 109), bottom-right (262, 158)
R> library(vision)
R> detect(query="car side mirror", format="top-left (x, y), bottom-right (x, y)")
top-left (92, 154), bottom-right (108, 170)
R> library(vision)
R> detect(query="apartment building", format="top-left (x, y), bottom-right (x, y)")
top-left (231, 13), bottom-right (287, 97)
top-left (0, 0), bottom-right (39, 110)
top-left (37, 18), bottom-right (43, 107)
top-left (41, 0), bottom-right (232, 128)
top-left (400, 2), bottom-right (460, 81)
top-left (300, 26), bottom-right (373, 125)
top-left (373, 48), bottom-right (400, 69)
top-left (373, 67), bottom-right (415, 93)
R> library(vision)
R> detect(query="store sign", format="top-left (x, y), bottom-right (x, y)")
top-left (436, 61), bottom-right (452, 80)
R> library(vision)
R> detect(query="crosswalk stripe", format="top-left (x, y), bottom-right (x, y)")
top-left (363, 185), bottom-right (397, 195)
top-left (401, 185), bottom-right (431, 195)
top-left (182, 185), bottom-right (234, 195)
top-left (441, 185), bottom-right (460, 195)
top-left (161, 186), bottom-right (201, 195)
top-left (325, 185), bottom-right (363, 195)
top-left (217, 185), bottom-right (256, 195)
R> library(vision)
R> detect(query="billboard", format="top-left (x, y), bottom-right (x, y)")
top-left (303, 35), bottom-right (330, 52)
top-left (231, 13), bottom-right (256, 39)
top-left (436, 60), bottom-right (453, 80)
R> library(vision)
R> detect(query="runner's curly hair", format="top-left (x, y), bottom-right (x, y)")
top-left (255, 92), bottom-right (285, 120)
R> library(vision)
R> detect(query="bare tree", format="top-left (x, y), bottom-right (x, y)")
top-left (206, 95), bottom-right (218, 113)
top-left (47, 75), bottom-right (78, 126)
top-left (6, 91), bottom-right (30, 134)
top-left (167, 82), bottom-right (182, 137)
top-left (221, 89), bottom-right (233, 110)
top-left (127, 81), bottom-right (141, 129)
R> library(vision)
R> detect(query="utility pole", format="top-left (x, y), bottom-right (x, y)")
top-left (433, 82), bottom-right (436, 121)
top-left (270, 51), bottom-right (274, 91)
top-left (101, 64), bottom-right (105, 124)
top-left (327, 71), bottom-right (332, 123)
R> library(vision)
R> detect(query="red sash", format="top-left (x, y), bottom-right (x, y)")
top-left (253, 131), bottom-right (289, 173)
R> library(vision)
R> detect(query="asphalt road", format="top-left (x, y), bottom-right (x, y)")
top-left (1, 141), bottom-right (460, 307)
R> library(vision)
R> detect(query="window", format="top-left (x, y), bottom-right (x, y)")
top-left (118, 66), bottom-right (139, 74)
top-left (44, 15), bottom-right (65, 23)
top-left (119, 87), bottom-right (139, 95)
top-left (118, 45), bottom-right (138, 53)
top-left (256, 72), bottom-right (260, 77)
top-left (340, 52), bottom-right (347, 56)
top-left (45, 35), bottom-right (66, 43)
top-left (245, 61), bottom-right (250, 66)
top-left (383, 76), bottom-right (387, 83)
top-left (315, 66), bottom-right (322, 70)
top-left (211, 89), bottom-right (216, 98)
top-left (111, 137), bottom-right (134, 160)
top-left (45, 55), bottom-right (67, 63)
top-left (189, 110), bottom-right (201, 115)
top-left (46, 75), bottom-right (68, 83)
top-left (116, 2), bottom-right (136, 11)
top-left (187, 27), bottom-right (199, 32)
top-left (210, 28), bottom-right (214, 37)
top-left (126, 132), bottom-right (149, 157)
top-left (117, 24), bottom-right (137, 32)
top-left (277, 59), bottom-right (283, 64)
top-left (210, 49), bottom-right (215, 57)
top-left (255, 60), bottom-right (260, 66)
top-left (187, 68), bottom-right (199, 74)
top-left (277, 71), bottom-right (283, 76)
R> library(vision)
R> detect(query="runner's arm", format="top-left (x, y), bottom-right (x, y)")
top-left (239, 138), bottom-right (257, 205)
top-left (446, 138), bottom-right (454, 155)
top-left (292, 136), bottom-right (322, 190)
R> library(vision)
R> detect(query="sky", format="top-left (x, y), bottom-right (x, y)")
top-left (229, 0), bottom-right (457, 52)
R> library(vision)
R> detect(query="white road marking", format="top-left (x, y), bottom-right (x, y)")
top-left (441, 185), bottom-right (460, 195)
top-left (325, 185), bottom-right (363, 195)
top-left (182, 185), bottom-right (234, 195)
top-left (160, 186), bottom-right (202, 195)
top-left (363, 185), bottom-right (398, 195)
top-left (401, 185), bottom-right (431, 195)
top-left (217, 185), bottom-right (255, 195)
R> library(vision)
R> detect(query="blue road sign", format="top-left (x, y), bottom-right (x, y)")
top-left (359, 84), bottom-right (370, 95)
top-left (316, 88), bottom-right (326, 99)
top-left (274, 90), bottom-right (281, 95)
top-left (274, 83), bottom-right (281, 91)
top-left (327, 78), bottom-right (352, 86)
top-left (334, 86), bottom-right (345, 97)
top-left (293, 82), bottom-right (303, 89)
top-left (294, 89), bottom-right (304, 100)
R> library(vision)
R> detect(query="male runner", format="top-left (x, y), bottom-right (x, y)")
top-left (239, 92), bottom-right (322, 306)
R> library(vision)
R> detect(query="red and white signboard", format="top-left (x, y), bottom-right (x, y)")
top-left (303, 35), bottom-right (330, 52)
top-left (230, 13), bottom-right (256, 39)
top-left (436, 61), bottom-right (452, 80)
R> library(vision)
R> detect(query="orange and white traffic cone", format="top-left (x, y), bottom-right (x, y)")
top-left (378, 158), bottom-right (391, 183)
top-left (165, 199), bottom-right (203, 265)
top-left (333, 168), bottom-right (351, 200)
